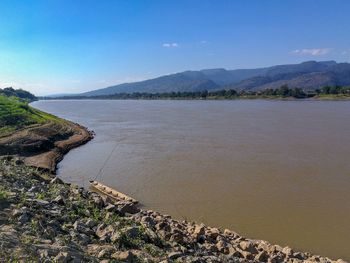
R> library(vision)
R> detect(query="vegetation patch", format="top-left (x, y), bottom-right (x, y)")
top-left (0, 95), bottom-right (62, 137)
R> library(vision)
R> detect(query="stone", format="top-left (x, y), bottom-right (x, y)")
top-left (207, 227), bottom-right (220, 239)
top-left (239, 240), bottom-right (258, 254)
top-left (168, 251), bottom-right (183, 260)
top-left (256, 251), bottom-right (269, 262)
top-left (54, 252), bottom-right (72, 262)
top-left (28, 186), bottom-right (39, 192)
top-left (268, 255), bottom-right (283, 263)
top-left (11, 209), bottom-right (22, 217)
top-left (92, 195), bottom-right (104, 207)
top-left (194, 224), bottom-right (205, 236)
top-left (270, 244), bottom-right (283, 253)
top-left (123, 226), bottom-right (141, 239)
top-left (14, 159), bottom-right (24, 165)
top-left (144, 228), bottom-right (159, 243)
top-left (98, 246), bottom-right (116, 259)
top-left (293, 252), bottom-right (306, 260)
top-left (216, 240), bottom-right (228, 253)
top-left (282, 246), bottom-right (294, 257)
top-left (111, 251), bottom-right (134, 262)
top-left (73, 220), bottom-right (93, 235)
top-left (204, 243), bottom-right (218, 253)
top-left (85, 219), bottom-right (96, 228)
top-left (33, 199), bottom-right (50, 206)
top-left (111, 232), bottom-right (121, 243)
top-left (105, 203), bottom-right (116, 212)
top-left (38, 249), bottom-right (49, 258)
top-left (258, 241), bottom-right (270, 252)
top-left (101, 195), bottom-right (113, 206)
top-left (50, 177), bottom-right (64, 184)
top-left (118, 202), bottom-right (140, 215)
top-left (228, 248), bottom-right (244, 259)
top-left (155, 222), bottom-right (171, 232)
top-left (169, 232), bottom-right (184, 243)
top-left (141, 216), bottom-right (156, 227)
top-left (241, 250), bottom-right (254, 260)
top-left (53, 195), bottom-right (65, 205)
top-left (96, 223), bottom-right (107, 238)
top-left (224, 228), bottom-right (238, 238)
top-left (18, 213), bottom-right (30, 224)
top-left (96, 224), bottom-right (114, 240)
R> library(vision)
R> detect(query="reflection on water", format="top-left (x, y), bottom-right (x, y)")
top-left (32, 99), bottom-right (350, 260)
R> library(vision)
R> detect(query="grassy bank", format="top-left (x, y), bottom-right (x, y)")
top-left (312, 94), bottom-right (350, 100)
top-left (0, 95), bottom-right (62, 137)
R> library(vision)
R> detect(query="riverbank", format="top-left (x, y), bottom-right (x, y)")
top-left (0, 120), bottom-right (93, 173)
top-left (40, 94), bottom-right (350, 101)
top-left (0, 113), bottom-right (347, 262)
top-left (0, 157), bottom-right (346, 263)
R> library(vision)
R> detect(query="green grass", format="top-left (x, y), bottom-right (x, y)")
top-left (0, 95), bottom-right (62, 137)
top-left (312, 94), bottom-right (350, 100)
top-left (0, 186), bottom-right (8, 202)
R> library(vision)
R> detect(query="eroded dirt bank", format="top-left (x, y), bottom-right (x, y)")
top-left (0, 120), bottom-right (93, 172)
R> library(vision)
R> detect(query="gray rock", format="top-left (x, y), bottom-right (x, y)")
top-left (141, 216), bottom-right (156, 227)
top-left (111, 231), bottom-right (121, 242)
top-left (239, 240), bottom-right (258, 254)
top-left (123, 226), bottom-right (141, 239)
top-left (53, 195), bottom-right (65, 205)
top-left (18, 213), bottom-right (30, 224)
top-left (168, 251), bottom-right (183, 260)
top-left (92, 195), bottom-right (104, 207)
top-left (111, 251), bottom-right (134, 262)
top-left (54, 252), bottom-right (72, 262)
top-left (98, 246), bottom-right (116, 259)
top-left (73, 220), bottom-right (93, 235)
top-left (282, 246), bottom-right (294, 257)
top-left (255, 251), bottom-right (268, 262)
top-left (50, 177), bottom-right (64, 184)
top-left (85, 219), bottom-right (96, 228)
top-left (38, 249), bottom-right (50, 258)
top-left (118, 202), bottom-right (140, 215)
top-left (105, 203), bottom-right (116, 212)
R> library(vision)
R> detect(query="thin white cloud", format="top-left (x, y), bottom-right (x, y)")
top-left (292, 48), bottom-right (332, 56)
top-left (342, 49), bottom-right (350, 55)
top-left (162, 43), bottom-right (179, 48)
top-left (200, 40), bottom-right (208, 44)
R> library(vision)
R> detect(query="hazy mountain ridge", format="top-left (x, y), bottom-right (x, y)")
top-left (79, 61), bottom-right (350, 96)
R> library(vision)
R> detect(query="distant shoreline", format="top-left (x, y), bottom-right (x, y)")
top-left (40, 94), bottom-right (350, 101)
top-left (39, 86), bottom-right (350, 101)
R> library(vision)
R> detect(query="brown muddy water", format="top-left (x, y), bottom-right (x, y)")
top-left (32, 100), bottom-right (350, 260)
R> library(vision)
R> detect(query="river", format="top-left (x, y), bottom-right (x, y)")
top-left (32, 99), bottom-right (350, 260)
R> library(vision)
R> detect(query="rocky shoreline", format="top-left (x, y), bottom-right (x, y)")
top-left (0, 122), bottom-right (347, 262)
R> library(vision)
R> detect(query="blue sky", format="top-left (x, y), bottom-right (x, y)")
top-left (0, 0), bottom-right (349, 95)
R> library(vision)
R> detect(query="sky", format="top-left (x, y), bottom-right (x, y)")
top-left (0, 0), bottom-right (350, 95)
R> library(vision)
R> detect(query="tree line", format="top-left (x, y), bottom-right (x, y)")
top-left (42, 85), bottom-right (350, 100)
top-left (0, 87), bottom-right (37, 102)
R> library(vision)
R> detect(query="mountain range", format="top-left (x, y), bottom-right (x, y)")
top-left (79, 61), bottom-right (350, 96)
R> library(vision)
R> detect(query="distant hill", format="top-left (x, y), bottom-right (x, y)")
top-left (76, 61), bottom-right (350, 96)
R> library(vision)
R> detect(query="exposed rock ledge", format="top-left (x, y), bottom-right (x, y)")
top-left (0, 120), bottom-right (93, 172)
